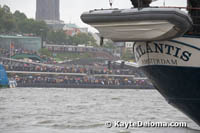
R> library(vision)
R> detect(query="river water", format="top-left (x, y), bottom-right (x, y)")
top-left (0, 88), bottom-right (199, 133)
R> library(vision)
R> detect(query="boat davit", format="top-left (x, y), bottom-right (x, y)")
top-left (81, 8), bottom-right (192, 41)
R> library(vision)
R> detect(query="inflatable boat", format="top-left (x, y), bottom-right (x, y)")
top-left (81, 8), bottom-right (192, 41)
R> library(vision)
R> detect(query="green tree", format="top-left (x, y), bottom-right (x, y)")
top-left (13, 10), bottom-right (27, 21)
top-left (32, 20), bottom-right (48, 38)
top-left (47, 30), bottom-right (67, 44)
top-left (0, 5), bottom-right (49, 36)
top-left (2, 5), bottom-right (10, 13)
top-left (72, 33), bottom-right (97, 46)
top-left (88, 33), bottom-right (97, 46)
top-left (66, 35), bottom-right (73, 44)
top-left (103, 39), bottom-right (116, 49)
top-left (13, 10), bottom-right (27, 32)
top-left (122, 50), bottom-right (135, 61)
top-left (0, 5), bottom-right (16, 33)
top-left (0, 5), bottom-right (97, 47)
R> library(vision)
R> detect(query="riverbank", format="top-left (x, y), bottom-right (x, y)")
top-left (17, 83), bottom-right (154, 89)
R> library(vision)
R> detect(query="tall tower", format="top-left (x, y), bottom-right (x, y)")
top-left (36, 0), bottom-right (60, 21)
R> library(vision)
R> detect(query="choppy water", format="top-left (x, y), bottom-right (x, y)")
top-left (0, 88), bottom-right (199, 133)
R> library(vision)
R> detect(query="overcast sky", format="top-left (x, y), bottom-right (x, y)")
top-left (0, 0), bottom-right (186, 32)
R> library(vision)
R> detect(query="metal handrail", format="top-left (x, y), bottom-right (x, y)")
top-left (157, 6), bottom-right (200, 10)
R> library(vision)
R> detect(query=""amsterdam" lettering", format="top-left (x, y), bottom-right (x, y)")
top-left (142, 58), bottom-right (178, 65)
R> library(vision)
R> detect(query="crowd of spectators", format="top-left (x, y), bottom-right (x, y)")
top-left (2, 59), bottom-right (145, 76)
top-left (1, 47), bottom-right (151, 88)
top-left (14, 74), bottom-right (152, 88)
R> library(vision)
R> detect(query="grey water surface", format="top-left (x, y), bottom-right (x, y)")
top-left (0, 88), bottom-right (199, 133)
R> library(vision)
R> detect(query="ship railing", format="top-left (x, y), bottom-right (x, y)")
top-left (156, 6), bottom-right (200, 10)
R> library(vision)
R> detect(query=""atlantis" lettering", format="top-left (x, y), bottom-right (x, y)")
top-left (135, 42), bottom-right (192, 62)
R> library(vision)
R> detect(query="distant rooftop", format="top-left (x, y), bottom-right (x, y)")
top-left (65, 23), bottom-right (79, 28)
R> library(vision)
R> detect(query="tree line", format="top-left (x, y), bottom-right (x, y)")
top-left (0, 5), bottom-right (97, 46)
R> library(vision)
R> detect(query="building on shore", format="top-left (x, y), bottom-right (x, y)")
top-left (0, 35), bottom-right (41, 51)
top-left (36, 0), bottom-right (60, 21)
top-left (35, 0), bottom-right (64, 30)
top-left (63, 23), bottom-right (88, 36)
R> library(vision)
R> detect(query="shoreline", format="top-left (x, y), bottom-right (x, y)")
top-left (16, 83), bottom-right (154, 89)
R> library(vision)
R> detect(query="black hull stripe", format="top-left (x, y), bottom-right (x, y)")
top-left (183, 35), bottom-right (200, 38)
top-left (170, 40), bottom-right (200, 51)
